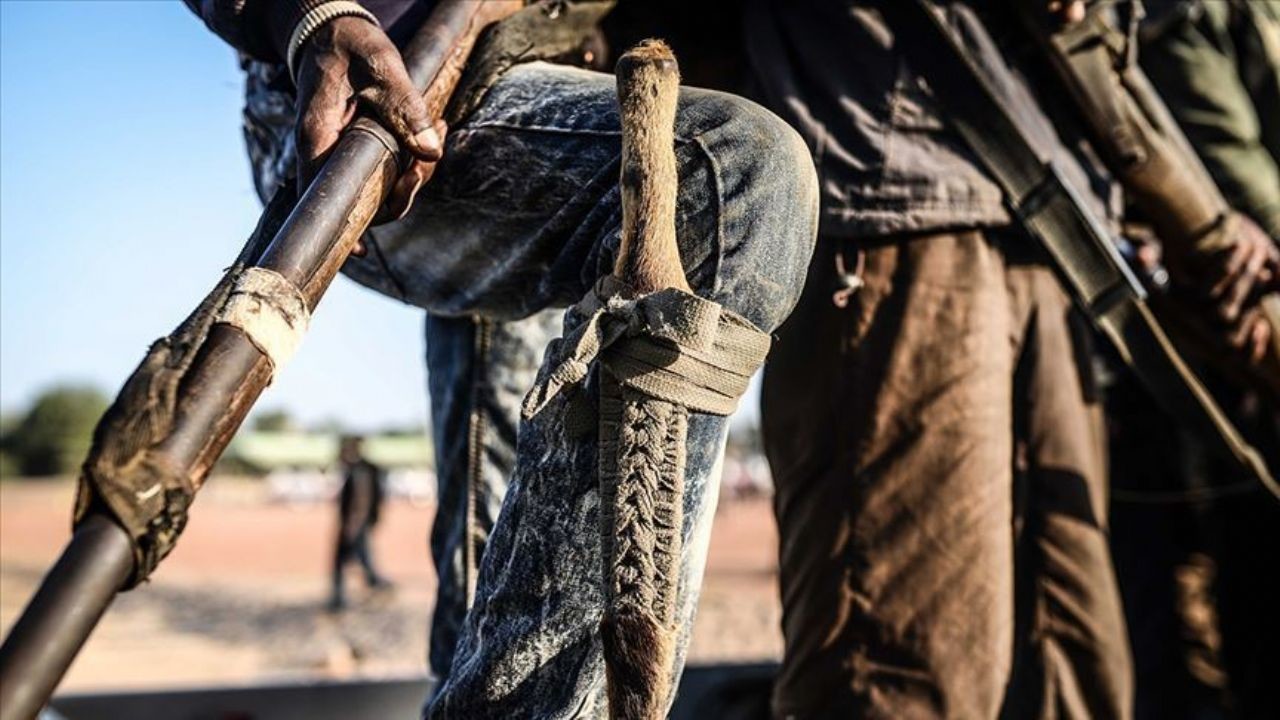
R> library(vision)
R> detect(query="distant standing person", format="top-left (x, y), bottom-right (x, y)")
top-left (330, 435), bottom-right (390, 611)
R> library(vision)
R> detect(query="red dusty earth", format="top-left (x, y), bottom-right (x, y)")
top-left (0, 479), bottom-right (782, 692)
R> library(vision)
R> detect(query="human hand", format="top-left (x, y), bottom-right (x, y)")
top-left (1167, 213), bottom-right (1280, 366)
top-left (1227, 302), bottom-right (1275, 365)
top-left (292, 16), bottom-right (447, 247)
top-left (1204, 213), bottom-right (1280, 325)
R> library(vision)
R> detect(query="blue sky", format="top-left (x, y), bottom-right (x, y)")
top-left (1, 1), bottom-right (430, 432)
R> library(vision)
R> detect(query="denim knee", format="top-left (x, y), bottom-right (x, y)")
top-left (680, 91), bottom-right (819, 333)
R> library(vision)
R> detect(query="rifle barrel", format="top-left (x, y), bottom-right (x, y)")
top-left (0, 516), bottom-right (132, 720)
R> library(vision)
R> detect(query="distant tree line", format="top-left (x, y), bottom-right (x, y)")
top-left (0, 386), bottom-right (430, 480)
top-left (0, 385), bottom-right (108, 478)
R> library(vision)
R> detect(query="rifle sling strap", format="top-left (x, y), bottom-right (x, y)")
top-left (884, 0), bottom-right (1277, 498)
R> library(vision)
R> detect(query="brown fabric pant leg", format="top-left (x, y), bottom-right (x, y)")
top-left (1002, 260), bottom-right (1134, 720)
top-left (764, 231), bottom-right (1133, 719)
top-left (764, 230), bottom-right (1018, 719)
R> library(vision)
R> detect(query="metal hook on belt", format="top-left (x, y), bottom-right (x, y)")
top-left (832, 245), bottom-right (865, 309)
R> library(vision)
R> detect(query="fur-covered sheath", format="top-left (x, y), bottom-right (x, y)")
top-left (606, 43), bottom-right (687, 718)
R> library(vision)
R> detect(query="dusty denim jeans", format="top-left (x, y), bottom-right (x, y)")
top-left (246, 57), bottom-right (816, 715)
top-left (348, 61), bottom-right (816, 717)
top-left (423, 310), bottom-right (561, 684)
top-left (245, 55), bottom-right (817, 715)
top-left (378, 62), bottom-right (817, 717)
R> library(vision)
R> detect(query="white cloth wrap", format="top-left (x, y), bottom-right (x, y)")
top-left (216, 267), bottom-right (310, 376)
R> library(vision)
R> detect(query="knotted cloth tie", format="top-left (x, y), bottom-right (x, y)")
top-left (522, 277), bottom-right (770, 421)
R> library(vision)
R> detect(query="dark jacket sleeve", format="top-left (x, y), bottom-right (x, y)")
top-left (184, 0), bottom-right (334, 62)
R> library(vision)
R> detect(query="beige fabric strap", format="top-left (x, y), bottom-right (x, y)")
top-left (521, 278), bottom-right (771, 420)
top-left (216, 267), bottom-right (310, 376)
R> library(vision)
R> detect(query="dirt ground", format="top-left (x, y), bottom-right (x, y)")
top-left (0, 478), bottom-right (781, 693)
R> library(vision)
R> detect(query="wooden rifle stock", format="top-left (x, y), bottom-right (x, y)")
top-left (0, 3), bottom-right (520, 718)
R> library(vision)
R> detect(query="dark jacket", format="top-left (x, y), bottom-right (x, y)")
top-left (742, 0), bottom-right (1123, 238)
top-left (185, 0), bottom-right (437, 60)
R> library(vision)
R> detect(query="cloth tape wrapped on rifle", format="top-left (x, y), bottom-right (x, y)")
top-left (72, 193), bottom-right (305, 588)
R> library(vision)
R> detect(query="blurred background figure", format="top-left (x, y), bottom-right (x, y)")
top-left (330, 435), bottom-right (391, 612)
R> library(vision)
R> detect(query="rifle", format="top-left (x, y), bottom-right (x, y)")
top-left (0, 3), bottom-right (521, 718)
top-left (1012, 0), bottom-right (1280, 403)
top-left (881, 0), bottom-right (1278, 500)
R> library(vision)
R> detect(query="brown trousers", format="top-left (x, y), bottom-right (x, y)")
top-left (762, 230), bottom-right (1133, 719)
